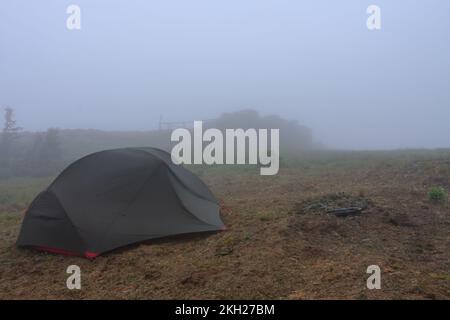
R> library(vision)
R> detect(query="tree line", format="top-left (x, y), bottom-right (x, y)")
top-left (0, 107), bottom-right (314, 179)
top-left (0, 107), bottom-right (63, 179)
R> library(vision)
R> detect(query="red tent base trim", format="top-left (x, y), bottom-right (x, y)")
top-left (85, 251), bottom-right (99, 259)
top-left (34, 246), bottom-right (99, 259)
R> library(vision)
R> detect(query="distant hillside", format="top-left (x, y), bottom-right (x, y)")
top-left (1, 110), bottom-right (315, 178)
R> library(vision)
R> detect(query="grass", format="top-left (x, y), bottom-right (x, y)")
top-left (183, 149), bottom-right (450, 179)
top-left (1, 149), bottom-right (450, 299)
top-left (258, 212), bottom-right (276, 222)
top-left (428, 186), bottom-right (448, 205)
top-left (0, 177), bottom-right (52, 212)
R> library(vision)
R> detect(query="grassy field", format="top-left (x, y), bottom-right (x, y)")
top-left (0, 150), bottom-right (449, 299)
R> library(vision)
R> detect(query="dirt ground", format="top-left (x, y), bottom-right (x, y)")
top-left (0, 151), bottom-right (449, 299)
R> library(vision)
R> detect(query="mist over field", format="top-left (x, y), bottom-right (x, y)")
top-left (0, 0), bottom-right (449, 150)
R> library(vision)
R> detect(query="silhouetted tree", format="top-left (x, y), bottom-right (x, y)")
top-left (210, 109), bottom-right (313, 151)
top-left (0, 107), bottom-right (22, 177)
top-left (38, 128), bottom-right (63, 175)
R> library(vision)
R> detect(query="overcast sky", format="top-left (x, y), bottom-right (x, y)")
top-left (1, 0), bottom-right (449, 149)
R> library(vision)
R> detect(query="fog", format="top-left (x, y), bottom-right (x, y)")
top-left (1, 0), bottom-right (449, 150)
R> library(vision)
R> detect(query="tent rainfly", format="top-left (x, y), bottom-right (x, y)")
top-left (17, 147), bottom-right (225, 258)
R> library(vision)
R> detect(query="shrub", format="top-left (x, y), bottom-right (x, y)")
top-left (427, 186), bottom-right (448, 205)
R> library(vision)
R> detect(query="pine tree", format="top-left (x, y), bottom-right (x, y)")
top-left (0, 107), bottom-right (22, 169)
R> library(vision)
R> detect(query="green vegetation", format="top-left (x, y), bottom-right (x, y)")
top-left (0, 177), bottom-right (51, 212)
top-left (428, 186), bottom-right (448, 205)
top-left (0, 108), bottom-right (64, 179)
top-left (258, 212), bottom-right (276, 222)
top-left (0, 108), bottom-right (316, 180)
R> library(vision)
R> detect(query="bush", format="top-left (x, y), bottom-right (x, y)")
top-left (427, 186), bottom-right (448, 205)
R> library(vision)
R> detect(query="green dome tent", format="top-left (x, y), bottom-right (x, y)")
top-left (17, 148), bottom-right (225, 258)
